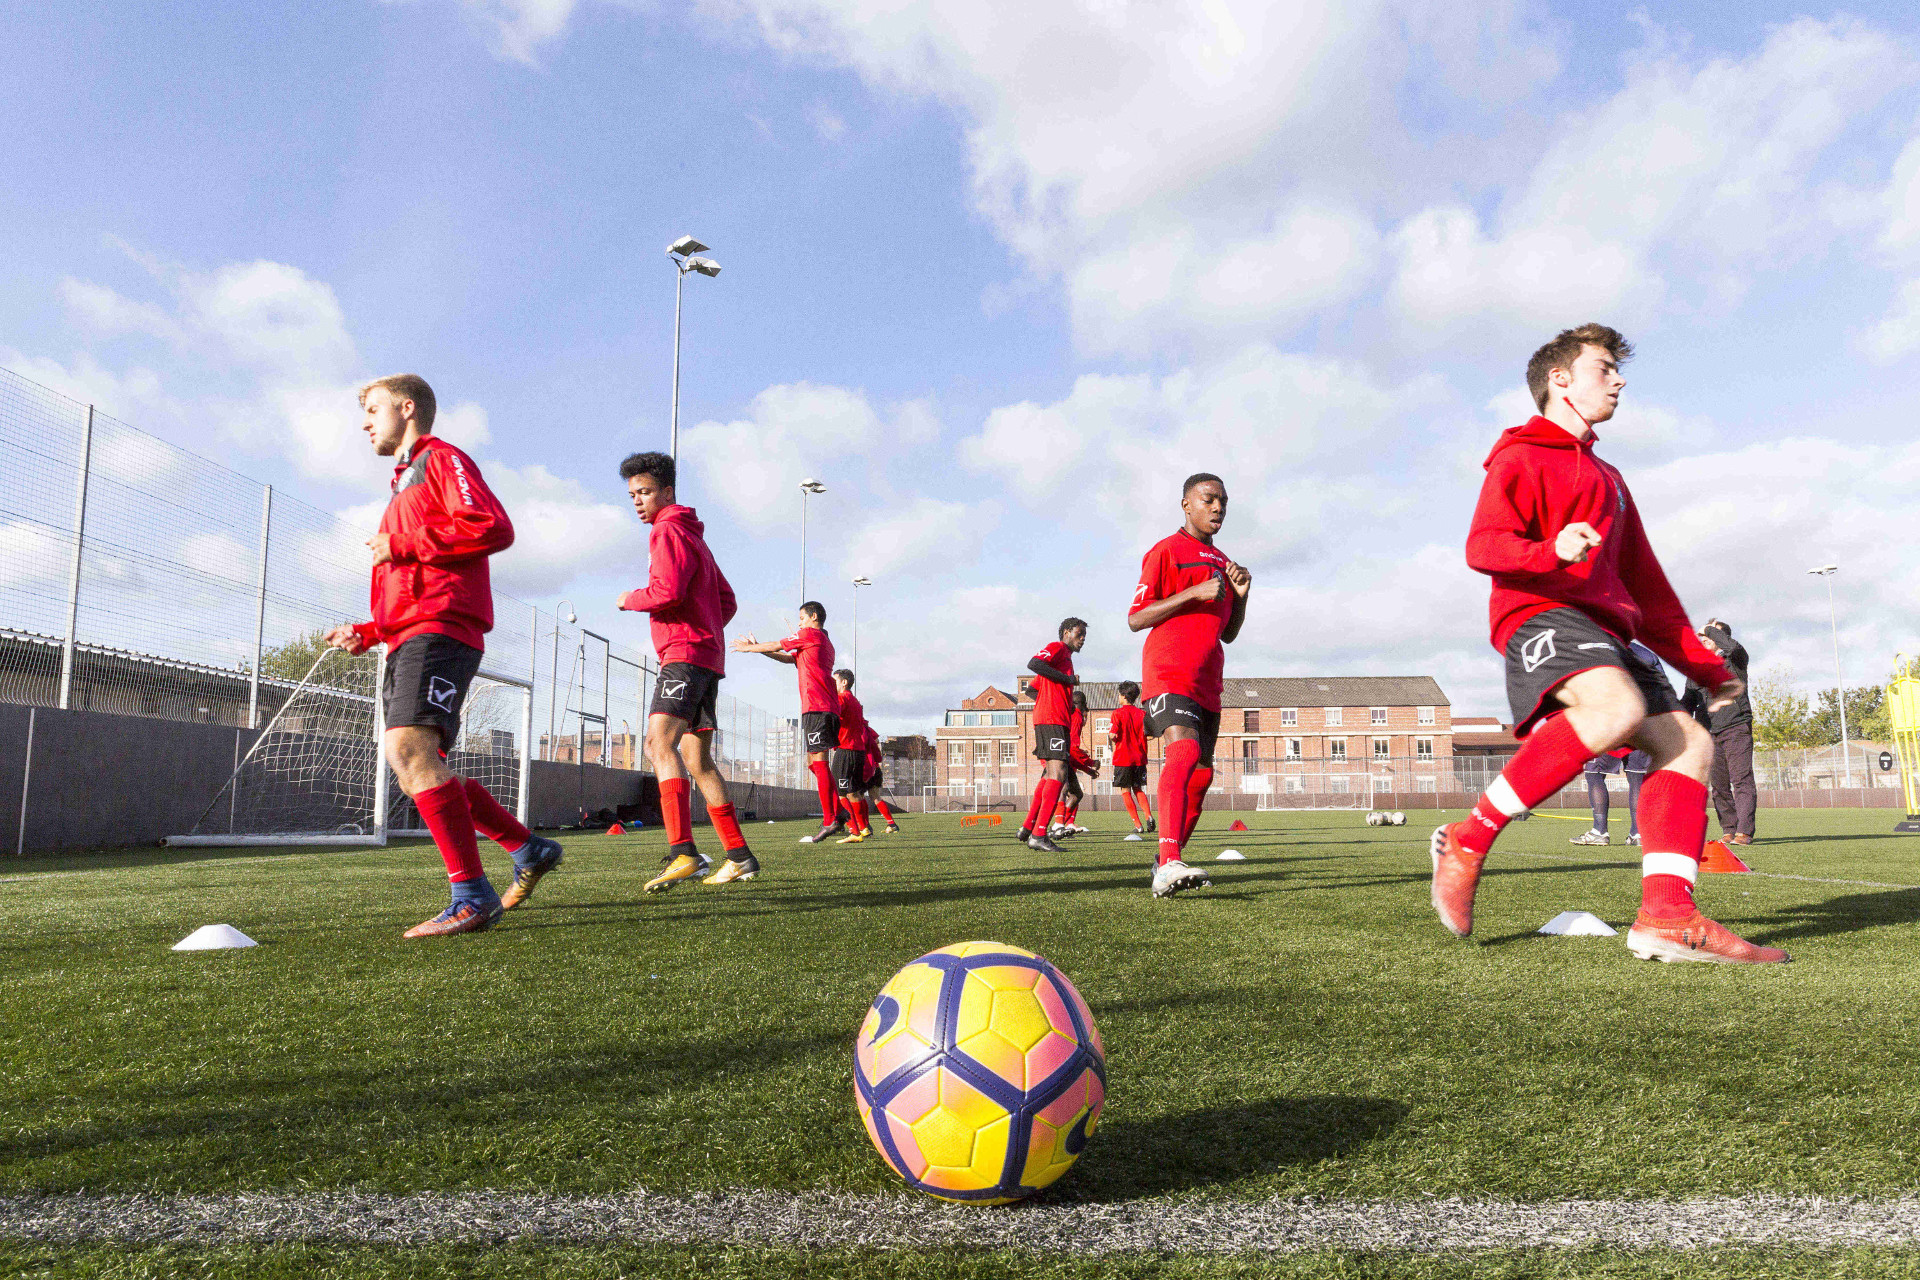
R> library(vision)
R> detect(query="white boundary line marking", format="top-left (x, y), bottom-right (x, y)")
top-left (1502, 850), bottom-right (1920, 891)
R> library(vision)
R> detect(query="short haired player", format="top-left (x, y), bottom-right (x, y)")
top-left (734, 602), bottom-right (843, 843)
top-left (1128, 474), bottom-right (1250, 898)
top-left (616, 452), bottom-right (759, 891)
top-left (324, 375), bottom-right (562, 937)
top-left (1431, 325), bottom-right (1783, 964)
top-left (1018, 618), bottom-right (1088, 853)
top-left (1108, 681), bottom-right (1154, 837)
top-left (1049, 688), bottom-right (1098, 838)
top-left (830, 669), bottom-right (876, 843)
top-left (858, 723), bottom-right (901, 834)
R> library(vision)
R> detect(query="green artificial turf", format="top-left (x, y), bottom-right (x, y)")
top-left (3, 808), bottom-right (1919, 1203)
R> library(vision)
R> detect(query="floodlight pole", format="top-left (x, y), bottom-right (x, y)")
top-left (1810, 566), bottom-right (1854, 787)
top-left (852, 576), bottom-right (871, 673)
top-left (670, 267), bottom-right (684, 464)
top-left (798, 480), bottom-right (825, 603)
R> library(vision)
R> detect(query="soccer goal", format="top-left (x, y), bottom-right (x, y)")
top-left (1255, 774), bottom-right (1368, 812)
top-left (166, 650), bottom-right (532, 847)
top-left (922, 783), bottom-right (982, 814)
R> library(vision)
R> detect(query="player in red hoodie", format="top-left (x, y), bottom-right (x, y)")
top-left (1431, 325), bottom-right (1785, 965)
top-left (1108, 681), bottom-right (1153, 837)
top-left (734, 603), bottom-right (842, 843)
top-left (858, 724), bottom-right (901, 834)
top-left (1019, 619), bottom-right (1088, 853)
top-left (324, 375), bottom-right (561, 938)
top-left (830, 669), bottom-right (876, 843)
top-left (616, 451), bottom-right (758, 892)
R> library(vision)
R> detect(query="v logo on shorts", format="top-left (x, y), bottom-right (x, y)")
top-left (426, 676), bottom-right (459, 713)
top-left (661, 680), bottom-right (688, 699)
top-left (1521, 628), bottom-right (1557, 673)
top-left (1048, 736), bottom-right (1065, 751)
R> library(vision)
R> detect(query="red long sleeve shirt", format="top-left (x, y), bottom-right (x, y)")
top-left (350, 436), bottom-right (514, 653)
top-left (1467, 417), bottom-right (1729, 691)
top-left (617, 504), bottom-right (737, 672)
top-left (837, 691), bottom-right (869, 750)
top-left (1066, 705), bottom-right (1096, 773)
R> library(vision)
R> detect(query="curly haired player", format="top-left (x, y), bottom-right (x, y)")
top-left (1431, 325), bottom-right (1784, 964)
top-left (1018, 618), bottom-right (1087, 853)
top-left (324, 375), bottom-right (562, 938)
top-left (1108, 681), bottom-right (1154, 837)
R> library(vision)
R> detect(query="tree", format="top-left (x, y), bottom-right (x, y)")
top-left (256, 630), bottom-right (375, 685)
top-left (1810, 685), bottom-right (1890, 746)
top-left (1750, 669), bottom-right (1820, 749)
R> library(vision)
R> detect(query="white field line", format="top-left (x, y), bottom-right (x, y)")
top-left (1502, 850), bottom-right (1920, 891)
top-left (8, 1191), bottom-right (1920, 1253)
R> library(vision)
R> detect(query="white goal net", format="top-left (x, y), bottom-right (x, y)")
top-left (922, 783), bottom-right (983, 813)
top-left (166, 649), bottom-right (532, 846)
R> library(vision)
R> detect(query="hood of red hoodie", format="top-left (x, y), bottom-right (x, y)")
top-left (1484, 415), bottom-right (1595, 469)
top-left (651, 503), bottom-right (704, 538)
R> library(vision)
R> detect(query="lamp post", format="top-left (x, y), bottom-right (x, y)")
top-left (851, 576), bottom-right (871, 672)
top-left (798, 479), bottom-right (826, 602)
top-left (1808, 565), bottom-right (1854, 787)
top-left (666, 236), bottom-right (721, 464)
top-left (547, 599), bottom-right (576, 762)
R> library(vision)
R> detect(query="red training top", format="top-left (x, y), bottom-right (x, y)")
top-left (1467, 417), bottom-right (1729, 690)
top-left (862, 725), bottom-right (883, 770)
top-left (616, 504), bottom-right (737, 673)
top-left (779, 627), bottom-right (839, 716)
top-left (1109, 703), bottom-right (1147, 767)
top-left (1130, 528), bottom-right (1236, 712)
top-left (837, 690), bottom-right (868, 750)
top-left (1066, 704), bottom-right (1096, 773)
top-left (350, 436), bottom-right (514, 654)
top-left (1028, 640), bottom-right (1075, 725)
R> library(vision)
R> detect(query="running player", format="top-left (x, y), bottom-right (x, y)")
top-left (1049, 688), bottom-right (1098, 838)
top-left (615, 451), bottom-right (759, 892)
top-left (1108, 681), bottom-right (1154, 836)
top-left (1431, 324), bottom-right (1785, 964)
top-left (1018, 619), bottom-right (1088, 853)
top-left (860, 723), bottom-right (901, 834)
top-left (324, 375), bottom-right (562, 937)
top-left (1128, 474), bottom-right (1250, 898)
top-left (734, 603), bottom-right (842, 843)
top-left (831, 669), bottom-right (874, 843)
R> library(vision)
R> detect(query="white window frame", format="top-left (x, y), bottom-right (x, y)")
top-left (999, 739), bottom-right (1017, 765)
top-left (1370, 707), bottom-right (1388, 725)
top-left (1281, 707), bottom-right (1298, 726)
top-left (973, 741), bottom-right (991, 765)
top-left (1416, 737), bottom-right (1434, 760)
top-left (948, 741), bottom-right (965, 766)
top-left (1373, 737), bottom-right (1390, 758)
top-left (1329, 739), bottom-right (1347, 760)
top-left (1418, 706), bottom-right (1435, 726)
top-left (1286, 738), bottom-right (1302, 760)
top-left (1324, 707), bottom-right (1343, 727)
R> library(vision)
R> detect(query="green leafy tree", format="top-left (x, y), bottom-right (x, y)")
top-left (1749, 669), bottom-right (1822, 749)
top-left (1809, 685), bottom-right (1891, 746)
top-left (256, 630), bottom-right (376, 685)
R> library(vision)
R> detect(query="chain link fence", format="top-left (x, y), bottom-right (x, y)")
top-left (0, 365), bottom-right (803, 792)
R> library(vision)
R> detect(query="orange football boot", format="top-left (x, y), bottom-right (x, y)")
top-left (403, 899), bottom-right (503, 938)
top-left (1626, 910), bottom-right (1790, 964)
top-left (1430, 821), bottom-right (1487, 938)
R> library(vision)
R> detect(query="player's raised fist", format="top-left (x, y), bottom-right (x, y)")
top-left (323, 624), bottom-right (364, 655)
top-left (1553, 522), bottom-right (1602, 564)
top-left (366, 532), bottom-right (395, 565)
top-left (1191, 575), bottom-right (1226, 603)
top-left (1225, 562), bottom-right (1251, 595)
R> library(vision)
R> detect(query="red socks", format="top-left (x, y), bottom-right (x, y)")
top-left (660, 777), bottom-right (694, 848)
top-left (708, 801), bottom-right (748, 853)
top-left (848, 797), bottom-right (871, 835)
top-left (810, 760), bottom-right (838, 826)
top-left (1025, 778), bottom-right (1063, 834)
top-left (1637, 771), bottom-right (1706, 917)
top-left (1183, 767), bottom-right (1212, 843)
top-left (1123, 791), bottom-right (1140, 825)
top-left (462, 777), bottom-right (530, 852)
top-left (873, 796), bottom-right (895, 824)
top-left (415, 777), bottom-right (485, 883)
top-left (1156, 738), bottom-right (1201, 865)
top-left (1459, 713), bottom-right (1593, 857)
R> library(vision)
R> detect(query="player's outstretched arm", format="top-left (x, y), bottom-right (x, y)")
top-left (730, 633), bottom-right (798, 663)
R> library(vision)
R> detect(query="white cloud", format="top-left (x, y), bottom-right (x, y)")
top-left (1860, 278), bottom-right (1920, 364)
top-left (459, 0), bottom-right (580, 63)
top-left (839, 496), bottom-right (994, 580)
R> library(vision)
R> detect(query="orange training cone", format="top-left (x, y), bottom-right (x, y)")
top-left (1700, 839), bottom-right (1750, 873)
top-left (607, 823), bottom-right (624, 835)
top-left (1228, 819), bottom-right (1248, 832)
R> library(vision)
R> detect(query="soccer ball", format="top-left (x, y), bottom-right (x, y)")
top-left (1365, 812), bottom-right (1383, 826)
top-left (1391, 811), bottom-right (1406, 826)
top-left (854, 941), bottom-right (1106, 1204)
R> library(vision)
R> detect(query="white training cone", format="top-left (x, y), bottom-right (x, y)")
top-left (1123, 833), bottom-right (1143, 842)
top-left (1216, 849), bottom-right (1246, 861)
top-left (173, 924), bottom-right (258, 951)
top-left (1537, 911), bottom-right (1616, 937)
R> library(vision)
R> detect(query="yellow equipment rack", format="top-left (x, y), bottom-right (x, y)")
top-left (1888, 655), bottom-right (1920, 832)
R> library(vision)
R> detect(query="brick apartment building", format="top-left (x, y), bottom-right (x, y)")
top-left (935, 676), bottom-right (1452, 808)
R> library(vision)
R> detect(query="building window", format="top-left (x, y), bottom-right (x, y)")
top-left (1373, 737), bottom-right (1390, 758)
top-left (1329, 739), bottom-right (1347, 760)
top-left (1418, 777), bottom-right (1437, 792)
top-left (992, 711), bottom-right (1016, 726)
top-left (1243, 709), bottom-right (1260, 733)
top-left (1000, 778), bottom-right (1019, 796)
top-left (1285, 776), bottom-right (1305, 793)
top-left (1418, 706), bottom-right (1435, 726)
top-left (973, 741), bottom-right (990, 765)
top-left (1281, 707), bottom-right (1298, 726)
top-left (1416, 737), bottom-right (1434, 760)
top-left (1286, 738), bottom-right (1302, 760)
top-left (1371, 707), bottom-right (1387, 725)
top-left (1330, 776), bottom-right (1350, 793)
top-left (999, 740), bottom-right (1017, 765)
top-left (1324, 707), bottom-right (1343, 727)
top-left (1241, 738), bottom-right (1259, 772)
top-left (1094, 716), bottom-right (1109, 735)
top-left (948, 741), bottom-right (965, 766)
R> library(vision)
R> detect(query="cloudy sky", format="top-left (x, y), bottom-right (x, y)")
top-left (6, 0), bottom-right (1920, 733)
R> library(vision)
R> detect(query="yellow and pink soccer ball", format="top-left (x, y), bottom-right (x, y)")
top-left (854, 941), bottom-right (1105, 1204)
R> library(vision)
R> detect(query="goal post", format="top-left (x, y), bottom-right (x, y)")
top-left (922, 783), bottom-right (982, 813)
top-left (387, 668), bottom-right (534, 837)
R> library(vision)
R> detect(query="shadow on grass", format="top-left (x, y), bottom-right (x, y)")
top-left (1746, 885), bottom-right (1920, 944)
top-left (1066, 1094), bottom-right (1409, 1200)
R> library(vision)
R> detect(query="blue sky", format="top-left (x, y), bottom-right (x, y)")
top-left (6, 0), bottom-right (1920, 733)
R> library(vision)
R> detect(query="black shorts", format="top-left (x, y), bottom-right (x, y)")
top-left (865, 763), bottom-right (884, 791)
top-left (1112, 764), bottom-right (1148, 790)
top-left (383, 633), bottom-right (484, 751)
top-left (650, 662), bottom-right (720, 732)
top-left (1033, 723), bottom-right (1071, 761)
top-left (1144, 693), bottom-right (1221, 768)
top-left (802, 711), bottom-right (840, 755)
top-left (1506, 608), bottom-right (1682, 738)
top-left (1062, 771), bottom-right (1083, 801)
top-left (1585, 749), bottom-right (1652, 777)
top-left (832, 747), bottom-right (867, 794)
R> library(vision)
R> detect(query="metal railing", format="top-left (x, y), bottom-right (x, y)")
top-left (0, 365), bottom-right (803, 792)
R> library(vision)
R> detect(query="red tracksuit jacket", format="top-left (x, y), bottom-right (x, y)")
top-left (1466, 416), bottom-right (1729, 690)
top-left (617, 504), bottom-right (737, 673)
top-left (351, 435), bottom-right (513, 653)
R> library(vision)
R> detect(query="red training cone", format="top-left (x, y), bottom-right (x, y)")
top-left (1228, 819), bottom-right (1249, 832)
top-left (1700, 839), bottom-right (1750, 873)
top-left (607, 823), bottom-right (624, 835)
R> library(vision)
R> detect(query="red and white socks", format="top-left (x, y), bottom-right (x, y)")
top-left (1636, 771), bottom-right (1706, 919)
top-left (1458, 713), bottom-right (1592, 858)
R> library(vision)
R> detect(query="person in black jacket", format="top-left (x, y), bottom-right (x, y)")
top-left (1682, 620), bottom-right (1756, 845)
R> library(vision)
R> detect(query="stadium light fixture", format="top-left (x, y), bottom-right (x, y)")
top-left (1807, 565), bottom-right (1854, 786)
top-left (666, 236), bottom-right (722, 465)
top-left (852, 576), bottom-right (872, 673)
top-left (799, 480), bottom-right (827, 603)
